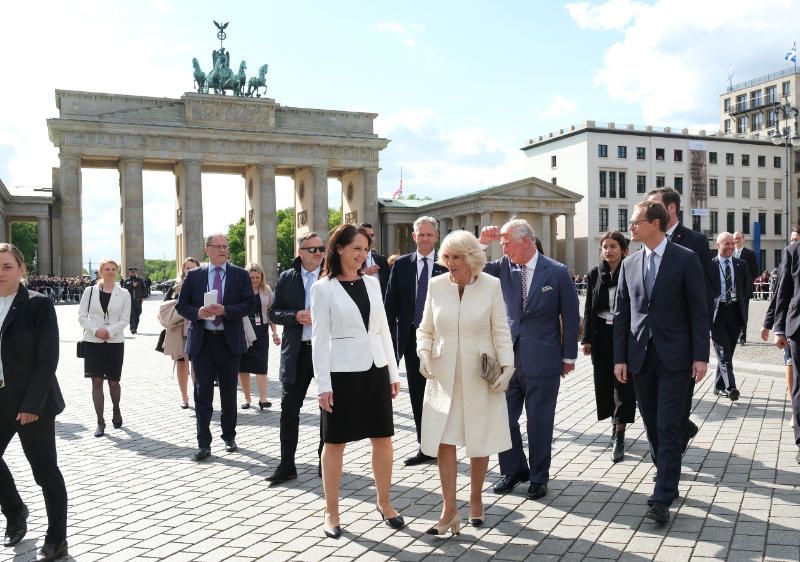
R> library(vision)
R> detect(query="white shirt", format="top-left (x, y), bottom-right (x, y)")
top-left (0, 293), bottom-right (16, 387)
top-left (734, 248), bottom-right (743, 259)
top-left (415, 250), bottom-right (436, 280)
top-left (302, 265), bottom-right (321, 341)
top-left (717, 256), bottom-right (737, 301)
top-left (643, 237), bottom-right (668, 282)
top-left (365, 251), bottom-right (381, 282)
top-left (520, 251), bottom-right (540, 297)
top-left (205, 262), bottom-right (228, 331)
top-left (666, 223), bottom-right (678, 240)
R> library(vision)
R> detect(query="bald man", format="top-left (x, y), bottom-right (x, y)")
top-left (733, 231), bottom-right (758, 344)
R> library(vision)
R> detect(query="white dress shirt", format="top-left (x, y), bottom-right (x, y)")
top-left (717, 256), bottom-right (737, 302)
top-left (205, 262), bottom-right (228, 331)
top-left (643, 237), bottom-right (668, 281)
top-left (302, 265), bottom-right (321, 341)
top-left (0, 293), bottom-right (17, 387)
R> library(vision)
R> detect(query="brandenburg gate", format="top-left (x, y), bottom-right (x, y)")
top-left (47, 90), bottom-right (389, 285)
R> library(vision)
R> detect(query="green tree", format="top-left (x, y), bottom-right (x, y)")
top-left (276, 207), bottom-right (295, 271)
top-left (328, 208), bottom-right (342, 232)
top-left (144, 259), bottom-right (176, 281)
top-left (227, 217), bottom-right (246, 267)
top-left (399, 193), bottom-right (432, 201)
top-left (10, 222), bottom-right (37, 271)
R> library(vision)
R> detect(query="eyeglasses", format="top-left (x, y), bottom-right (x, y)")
top-left (628, 220), bottom-right (648, 228)
top-left (207, 244), bottom-right (229, 250)
top-left (300, 246), bottom-right (326, 254)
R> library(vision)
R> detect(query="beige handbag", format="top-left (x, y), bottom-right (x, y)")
top-left (480, 353), bottom-right (502, 386)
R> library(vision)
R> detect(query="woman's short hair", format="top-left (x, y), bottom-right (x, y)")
top-left (437, 230), bottom-right (486, 277)
top-left (322, 224), bottom-right (371, 279)
top-left (0, 243), bottom-right (26, 270)
top-left (599, 231), bottom-right (629, 254)
top-left (246, 262), bottom-right (270, 293)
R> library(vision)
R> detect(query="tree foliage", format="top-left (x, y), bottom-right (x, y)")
top-left (398, 193), bottom-right (432, 201)
top-left (227, 217), bottom-right (246, 267)
top-left (144, 259), bottom-right (176, 281)
top-left (276, 208), bottom-right (295, 271)
top-left (10, 222), bottom-right (37, 271)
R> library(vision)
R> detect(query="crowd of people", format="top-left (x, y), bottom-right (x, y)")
top-left (5, 188), bottom-right (800, 557)
top-left (26, 275), bottom-right (90, 303)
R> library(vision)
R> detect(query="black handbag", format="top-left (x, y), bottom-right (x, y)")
top-left (76, 286), bottom-right (94, 358)
top-left (155, 329), bottom-right (166, 353)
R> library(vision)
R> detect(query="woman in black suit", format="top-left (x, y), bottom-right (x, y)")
top-left (0, 244), bottom-right (68, 561)
top-left (581, 231), bottom-right (635, 462)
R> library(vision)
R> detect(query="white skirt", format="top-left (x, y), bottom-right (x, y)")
top-left (440, 348), bottom-right (465, 447)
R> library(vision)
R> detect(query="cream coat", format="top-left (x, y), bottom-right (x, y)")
top-left (416, 272), bottom-right (514, 458)
top-left (78, 283), bottom-right (131, 343)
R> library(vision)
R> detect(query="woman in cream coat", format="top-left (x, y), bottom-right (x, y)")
top-left (417, 230), bottom-right (515, 536)
top-left (78, 259), bottom-right (131, 437)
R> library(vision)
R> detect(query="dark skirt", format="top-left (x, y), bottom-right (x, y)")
top-left (239, 325), bottom-right (269, 374)
top-left (83, 342), bottom-right (125, 381)
top-left (591, 320), bottom-right (636, 423)
top-left (321, 364), bottom-right (394, 444)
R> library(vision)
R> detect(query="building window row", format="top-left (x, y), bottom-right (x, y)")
top-left (599, 170), bottom-right (626, 198)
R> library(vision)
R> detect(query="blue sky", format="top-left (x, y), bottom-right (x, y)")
top-left (2, 0), bottom-right (799, 265)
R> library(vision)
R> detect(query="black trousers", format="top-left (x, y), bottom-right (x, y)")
top-left (129, 300), bottom-right (142, 331)
top-left (0, 415), bottom-right (67, 544)
top-left (591, 321), bottom-right (636, 424)
top-left (788, 339), bottom-right (800, 447)
top-left (191, 333), bottom-right (240, 449)
top-left (712, 303), bottom-right (743, 391)
top-left (402, 326), bottom-right (426, 444)
top-left (279, 343), bottom-right (322, 468)
top-left (632, 342), bottom-right (692, 507)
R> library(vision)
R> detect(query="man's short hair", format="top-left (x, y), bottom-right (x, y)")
top-left (792, 225), bottom-right (800, 236)
top-left (647, 187), bottom-right (681, 214)
top-left (204, 232), bottom-right (228, 246)
top-left (296, 231), bottom-right (321, 245)
top-left (500, 217), bottom-right (536, 242)
top-left (359, 223), bottom-right (373, 230)
top-left (413, 216), bottom-right (438, 233)
top-left (635, 200), bottom-right (668, 232)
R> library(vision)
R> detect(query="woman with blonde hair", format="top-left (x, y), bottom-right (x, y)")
top-left (417, 230), bottom-right (515, 535)
top-left (78, 259), bottom-right (131, 437)
top-left (161, 257), bottom-right (201, 408)
top-left (238, 262), bottom-right (281, 409)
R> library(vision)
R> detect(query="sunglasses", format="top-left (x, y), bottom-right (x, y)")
top-left (300, 246), bottom-right (326, 254)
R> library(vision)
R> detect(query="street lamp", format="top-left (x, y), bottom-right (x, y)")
top-left (769, 96), bottom-right (800, 246)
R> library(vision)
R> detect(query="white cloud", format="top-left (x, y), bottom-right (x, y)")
top-left (541, 96), bottom-right (578, 119)
top-left (568, 0), bottom-right (800, 128)
top-left (375, 21), bottom-right (421, 47)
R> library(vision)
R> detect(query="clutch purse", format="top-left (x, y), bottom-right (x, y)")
top-left (480, 353), bottom-right (502, 386)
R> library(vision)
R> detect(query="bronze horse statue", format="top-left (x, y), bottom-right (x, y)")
top-left (246, 64), bottom-right (269, 97)
top-left (192, 58), bottom-right (206, 93)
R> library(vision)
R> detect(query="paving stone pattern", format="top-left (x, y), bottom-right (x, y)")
top-left (2, 297), bottom-right (798, 561)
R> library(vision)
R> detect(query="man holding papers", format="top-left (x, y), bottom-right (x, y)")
top-left (177, 233), bottom-right (255, 461)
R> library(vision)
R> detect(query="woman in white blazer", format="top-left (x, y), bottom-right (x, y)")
top-left (78, 259), bottom-right (131, 437)
top-left (416, 230), bottom-right (515, 536)
top-left (312, 224), bottom-right (403, 539)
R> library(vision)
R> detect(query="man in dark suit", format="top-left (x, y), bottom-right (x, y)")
top-left (479, 219), bottom-right (579, 500)
top-left (711, 232), bottom-right (748, 401)
top-left (122, 267), bottom-right (145, 334)
top-left (384, 216), bottom-right (447, 466)
top-left (176, 233), bottom-right (255, 461)
top-left (773, 238), bottom-right (800, 464)
top-left (266, 232), bottom-right (325, 484)
top-left (647, 188), bottom-right (718, 450)
top-left (733, 231), bottom-right (758, 344)
top-left (614, 200), bottom-right (709, 523)
top-left (360, 223), bottom-right (390, 297)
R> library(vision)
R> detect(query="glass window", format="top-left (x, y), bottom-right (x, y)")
top-left (692, 215), bottom-right (701, 232)
top-left (598, 144), bottom-right (608, 157)
top-left (752, 112), bottom-right (764, 130)
top-left (617, 146), bottom-right (627, 159)
top-left (656, 175), bottom-right (665, 187)
top-left (742, 212), bottom-right (751, 234)
top-left (609, 171), bottom-right (617, 198)
top-left (618, 208), bottom-right (628, 231)
top-left (766, 85), bottom-right (777, 104)
top-left (637, 174), bottom-right (646, 194)
top-left (742, 154), bottom-right (750, 166)
top-left (619, 172), bottom-right (626, 198)
top-left (737, 116), bottom-right (748, 134)
top-left (775, 213), bottom-right (783, 236)
top-left (674, 177), bottom-right (683, 194)
top-left (724, 119), bottom-right (732, 133)
top-left (726, 179), bottom-right (735, 197)
top-left (776, 249), bottom-right (783, 269)
top-left (759, 212), bottom-right (767, 235)
top-left (656, 148), bottom-right (665, 161)
top-left (775, 156), bottom-right (782, 168)
top-left (710, 178), bottom-right (718, 197)
top-left (726, 153), bottom-right (734, 165)
top-left (599, 208), bottom-right (608, 232)
top-left (674, 149), bottom-right (683, 162)
top-left (775, 180), bottom-right (783, 200)
top-left (636, 147), bottom-right (646, 160)
top-left (783, 81), bottom-right (791, 96)
top-left (757, 155), bottom-right (766, 167)
top-left (551, 177), bottom-right (557, 185)
top-left (727, 211), bottom-right (735, 232)
top-left (742, 180), bottom-right (750, 198)
top-left (551, 155), bottom-right (557, 168)
top-left (723, 98), bottom-right (731, 112)
top-left (709, 152), bottom-right (717, 164)
top-left (758, 181), bottom-right (766, 199)
top-left (736, 94), bottom-right (748, 112)
top-left (710, 211), bottom-right (718, 234)
top-left (599, 171), bottom-right (607, 198)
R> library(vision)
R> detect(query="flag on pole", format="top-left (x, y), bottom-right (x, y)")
top-left (785, 42), bottom-right (797, 63)
top-left (392, 168), bottom-right (403, 199)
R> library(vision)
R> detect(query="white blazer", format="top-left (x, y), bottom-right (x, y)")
top-left (78, 284), bottom-right (131, 343)
top-left (311, 275), bottom-right (400, 395)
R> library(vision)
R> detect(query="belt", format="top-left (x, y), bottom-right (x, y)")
top-left (205, 329), bottom-right (225, 335)
top-left (301, 340), bottom-right (312, 347)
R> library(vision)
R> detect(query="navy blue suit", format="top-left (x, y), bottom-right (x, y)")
top-left (773, 242), bottom-right (800, 448)
top-left (711, 256), bottom-right (748, 392)
top-left (485, 254), bottom-right (579, 485)
top-left (613, 242), bottom-right (709, 506)
top-left (384, 252), bottom-right (446, 444)
top-left (177, 263), bottom-right (255, 449)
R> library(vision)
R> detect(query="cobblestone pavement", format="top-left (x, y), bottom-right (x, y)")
top-left (2, 296), bottom-right (799, 561)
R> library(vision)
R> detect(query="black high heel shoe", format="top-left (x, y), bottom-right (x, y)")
top-left (323, 509), bottom-right (341, 539)
top-left (376, 506), bottom-right (405, 530)
top-left (258, 401), bottom-right (272, 410)
top-left (112, 410), bottom-right (122, 429)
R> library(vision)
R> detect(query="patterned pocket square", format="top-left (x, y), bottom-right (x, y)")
top-left (542, 285), bottom-right (553, 292)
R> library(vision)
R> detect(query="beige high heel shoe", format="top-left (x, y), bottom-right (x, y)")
top-left (426, 512), bottom-right (461, 536)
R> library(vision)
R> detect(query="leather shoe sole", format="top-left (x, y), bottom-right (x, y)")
top-left (3, 504), bottom-right (28, 547)
top-left (37, 539), bottom-right (68, 562)
top-left (193, 448), bottom-right (211, 461)
top-left (526, 483), bottom-right (547, 500)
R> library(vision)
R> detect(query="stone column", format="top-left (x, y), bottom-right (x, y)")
top-left (550, 214), bottom-right (559, 262)
top-left (363, 168), bottom-right (380, 248)
top-left (565, 213), bottom-right (575, 273)
top-left (37, 217), bottom-right (51, 274)
top-left (59, 154), bottom-right (82, 275)
top-left (245, 164), bottom-right (278, 287)
top-left (0, 207), bottom-right (6, 243)
top-left (174, 160), bottom-right (204, 272)
top-left (385, 222), bottom-right (396, 257)
top-left (119, 158), bottom-right (145, 274)
top-left (311, 166), bottom-right (329, 239)
top-left (464, 213), bottom-right (476, 237)
top-left (539, 213), bottom-right (552, 256)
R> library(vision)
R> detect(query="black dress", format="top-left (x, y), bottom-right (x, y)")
top-left (84, 291), bottom-right (125, 381)
top-left (239, 294), bottom-right (269, 374)
top-left (321, 278), bottom-right (394, 444)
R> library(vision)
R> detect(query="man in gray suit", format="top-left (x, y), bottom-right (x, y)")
top-left (614, 200), bottom-right (709, 523)
top-left (479, 218), bottom-right (580, 500)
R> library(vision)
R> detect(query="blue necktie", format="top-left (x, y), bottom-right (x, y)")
top-left (414, 257), bottom-right (428, 326)
top-left (645, 252), bottom-right (657, 299)
top-left (303, 271), bottom-right (314, 340)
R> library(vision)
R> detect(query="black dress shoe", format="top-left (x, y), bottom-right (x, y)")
top-left (714, 389), bottom-right (729, 398)
top-left (3, 504), bottom-right (28, 547)
top-left (241, 402), bottom-right (251, 409)
top-left (645, 502), bottom-right (670, 523)
top-left (728, 388), bottom-right (740, 401)
top-left (647, 490), bottom-right (679, 506)
top-left (112, 410), bottom-right (123, 429)
top-left (258, 401), bottom-right (272, 410)
top-left (404, 451), bottom-right (436, 466)
top-left (612, 432), bottom-right (625, 463)
top-left (526, 483), bottom-right (547, 500)
top-left (193, 448), bottom-right (211, 461)
top-left (266, 467), bottom-right (297, 484)
top-left (493, 473), bottom-right (528, 494)
top-left (324, 524), bottom-right (342, 539)
top-left (376, 507), bottom-right (405, 530)
top-left (225, 440), bottom-right (237, 452)
top-left (683, 420), bottom-right (699, 454)
top-left (37, 539), bottom-right (68, 562)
